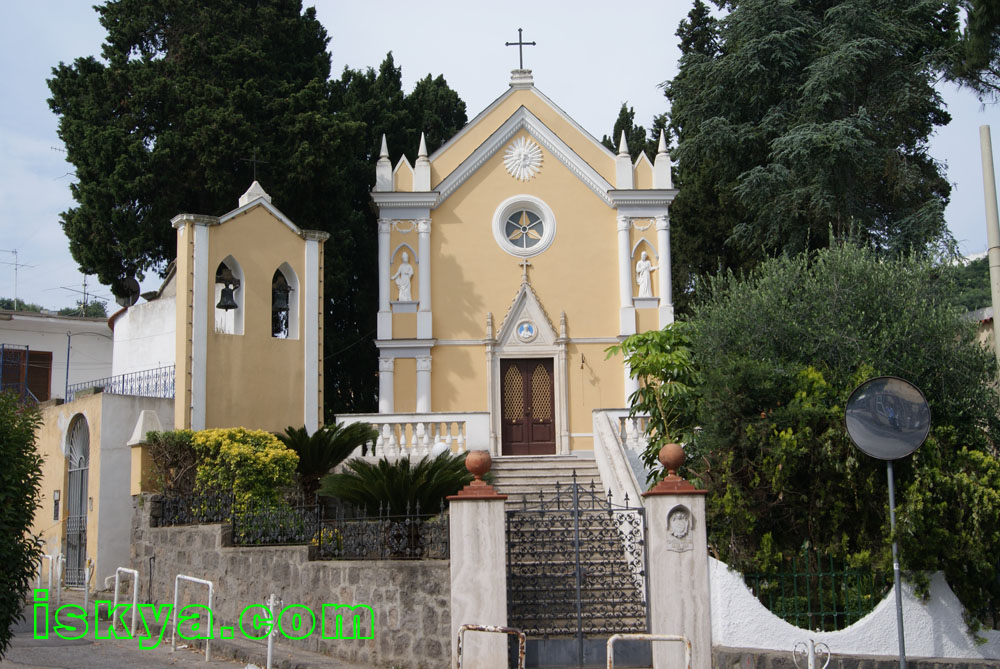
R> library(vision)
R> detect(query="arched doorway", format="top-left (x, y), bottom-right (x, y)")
top-left (65, 415), bottom-right (89, 587)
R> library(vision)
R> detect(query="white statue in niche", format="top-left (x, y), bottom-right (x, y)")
top-left (668, 507), bottom-right (690, 539)
top-left (635, 251), bottom-right (657, 298)
top-left (391, 251), bottom-right (414, 301)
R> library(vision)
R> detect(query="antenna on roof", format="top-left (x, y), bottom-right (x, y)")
top-left (0, 250), bottom-right (37, 311)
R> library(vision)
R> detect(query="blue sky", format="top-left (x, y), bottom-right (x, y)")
top-left (1, 1), bottom-right (996, 310)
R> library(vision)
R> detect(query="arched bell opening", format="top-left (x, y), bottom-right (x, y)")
top-left (271, 263), bottom-right (299, 339)
top-left (214, 256), bottom-right (245, 335)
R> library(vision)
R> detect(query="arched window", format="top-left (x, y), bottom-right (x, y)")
top-left (214, 256), bottom-right (244, 335)
top-left (271, 263), bottom-right (299, 339)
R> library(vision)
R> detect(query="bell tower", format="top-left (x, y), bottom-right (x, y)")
top-left (172, 181), bottom-right (328, 433)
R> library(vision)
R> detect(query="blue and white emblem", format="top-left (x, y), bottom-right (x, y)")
top-left (516, 320), bottom-right (537, 342)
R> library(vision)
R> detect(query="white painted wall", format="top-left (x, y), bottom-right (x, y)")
top-left (111, 298), bottom-right (176, 376)
top-left (0, 311), bottom-right (112, 399)
top-left (710, 557), bottom-right (1000, 660)
top-left (95, 395), bottom-right (173, 586)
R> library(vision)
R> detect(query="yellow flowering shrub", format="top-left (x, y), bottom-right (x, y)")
top-left (191, 427), bottom-right (298, 502)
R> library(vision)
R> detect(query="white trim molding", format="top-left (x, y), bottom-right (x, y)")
top-left (303, 238), bottom-right (321, 433)
top-left (190, 224), bottom-right (210, 431)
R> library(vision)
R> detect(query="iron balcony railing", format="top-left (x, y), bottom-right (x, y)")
top-left (66, 365), bottom-right (175, 402)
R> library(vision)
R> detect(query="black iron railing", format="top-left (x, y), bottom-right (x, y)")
top-left (316, 502), bottom-right (450, 560)
top-left (153, 491), bottom-right (449, 560)
top-left (67, 365), bottom-right (174, 402)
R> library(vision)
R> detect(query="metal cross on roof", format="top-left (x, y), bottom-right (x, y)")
top-left (505, 28), bottom-right (536, 69)
top-left (241, 149), bottom-right (269, 181)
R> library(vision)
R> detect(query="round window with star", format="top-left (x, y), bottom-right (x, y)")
top-left (492, 195), bottom-right (557, 258)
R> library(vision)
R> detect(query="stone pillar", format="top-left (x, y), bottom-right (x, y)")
top-left (416, 355), bottom-right (432, 413)
top-left (377, 219), bottom-right (392, 339)
top-left (448, 451), bottom-right (508, 669)
top-left (617, 215), bottom-right (636, 335)
top-left (417, 218), bottom-right (432, 339)
top-left (656, 214), bottom-right (674, 327)
top-left (643, 444), bottom-right (711, 669)
top-left (378, 358), bottom-right (394, 414)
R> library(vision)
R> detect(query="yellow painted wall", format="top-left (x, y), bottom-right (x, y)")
top-left (634, 155), bottom-right (654, 189)
top-left (204, 206), bottom-right (307, 432)
top-left (431, 89), bottom-right (615, 188)
top-left (432, 129), bottom-right (618, 342)
top-left (394, 357), bottom-right (417, 413)
top-left (394, 158), bottom-right (413, 192)
top-left (33, 395), bottom-right (103, 574)
top-left (431, 346), bottom-right (487, 412)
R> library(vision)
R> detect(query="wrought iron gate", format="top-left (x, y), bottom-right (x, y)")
top-left (506, 475), bottom-right (648, 666)
top-left (65, 416), bottom-right (89, 587)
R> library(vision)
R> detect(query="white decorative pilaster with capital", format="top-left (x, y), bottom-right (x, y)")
top-left (417, 218), bottom-right (432, 339)
top-left (377, 218), bottom-right (392, 339)
top-left (416, 355), bottom-right (432, 413)
top-left (378, 358), bottom-right (394, 414)
top-left (617, 215), bottom-right (636, 336)
top-left (656, 214), bottom-right (674, 327)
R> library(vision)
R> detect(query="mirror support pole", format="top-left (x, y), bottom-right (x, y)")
top-left (887, 460), bottom-right (906, 669)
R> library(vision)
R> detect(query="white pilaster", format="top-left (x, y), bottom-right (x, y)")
top-left (625, 360), bottom-right (640, 406)
top-left (417, 356), bottom-right (431, 413)
top-left (657, 214), bottom-right (674, 327)
top-left (417, 218), bottom-right (432, 339)
top-left (416, 355), bottom-right (432, 413)
top-left (378, 358), bottom-right (395, 414)
top-left (303, 237), bottom-right (321, 433)
top-left (653, 129), bottom-right (672, 189)
top-left (190, 224), bottom-right (210, 431)
top-left (375, 135), bottom-right (393, 192)
top-left (617, 215), bottom-right (636, 335)
top-left (377, 218), bottom-right (392, 339)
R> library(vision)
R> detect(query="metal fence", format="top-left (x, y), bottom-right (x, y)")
top-left (315, 502), bottom-right (450, 560)
top-left (67, 365), bottom-right (174, 402)
top-left (744, 554), bottom-right (891, 631)
top-left (154, 491), bottom-right (449, 560)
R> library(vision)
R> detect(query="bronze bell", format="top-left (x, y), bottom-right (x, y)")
top-left (217, 284), bottom-right (238, 311)
top-left (272, 273), bottom-right (291, 312)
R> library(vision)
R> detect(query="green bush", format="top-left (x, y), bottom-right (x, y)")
top-left (319, 452), bottom-right (476, 516)
top-left (0, 392), bottom-right (43, 657)
top-left (192, 428), bottom-right (297, 503)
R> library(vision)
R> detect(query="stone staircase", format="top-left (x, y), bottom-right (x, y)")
top-left (490, 454), bottom-right (604, 503)
top-left (493, 455), bottom-right (651, 668)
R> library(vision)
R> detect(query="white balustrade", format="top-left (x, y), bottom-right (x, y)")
top-left (336, 412), bottom-right (489, 461)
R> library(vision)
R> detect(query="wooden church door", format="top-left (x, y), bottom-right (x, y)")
top-left (501, 358), bottom-right (556, 455)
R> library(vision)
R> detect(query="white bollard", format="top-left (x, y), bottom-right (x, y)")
top-left (111, 567), bottom-right (140, 638)
top-left (171, 574), bottom-right (214, 662)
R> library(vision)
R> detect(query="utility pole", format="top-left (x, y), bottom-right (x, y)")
top-left (981, 126), bottom-right (1000, 372)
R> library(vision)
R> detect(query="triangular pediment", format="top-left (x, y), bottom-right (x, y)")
top-left (497, 280), bottom-right (559, 349)
top-left (434, 106), bottom-right (614, 207)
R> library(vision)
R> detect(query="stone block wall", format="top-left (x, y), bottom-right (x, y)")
top-left (130, 495), bottom-right (450, 668)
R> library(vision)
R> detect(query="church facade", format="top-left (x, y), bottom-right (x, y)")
top-left (369, 69), bottom-right (676, 455)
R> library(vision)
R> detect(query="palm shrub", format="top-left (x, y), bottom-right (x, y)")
top-left (0, 392), bottom-right (43, 658)
top-left (319, 452), bottom-right (476, 516)
top-left (277, 422), bottom-right (377, 498)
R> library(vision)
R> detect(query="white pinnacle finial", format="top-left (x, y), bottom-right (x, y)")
top-left (418, 133), bottom-right (428, 159)
top-left (653, 129), bottom-right (672, 189)
top-left (239, 180), bottom-right (271, 207)
top-left (618, 130), bottom-right (629, 157)
top-left (379, 134), bottom-right (389, 159)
